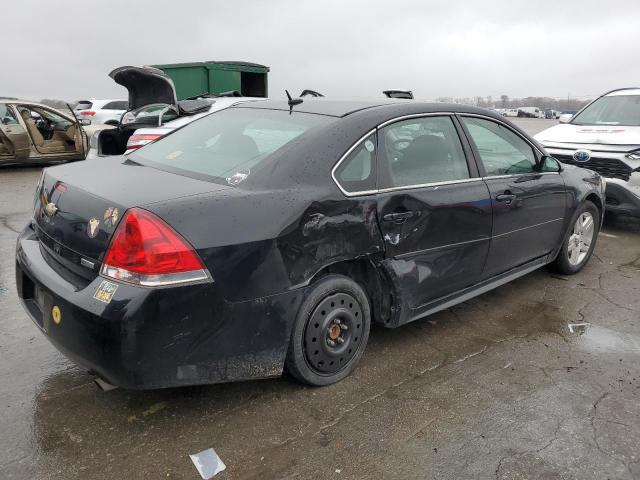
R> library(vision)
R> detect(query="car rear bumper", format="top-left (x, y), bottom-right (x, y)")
top-left (15, 224), bottom-right (304, 389)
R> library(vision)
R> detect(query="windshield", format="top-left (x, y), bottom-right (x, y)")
top-left (572, 95), bottom-right (640, 126)
top-left (131, 108), bottom-right (332, 184)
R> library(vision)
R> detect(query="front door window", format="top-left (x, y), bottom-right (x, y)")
top-left (461, 117), bottom-right (537, 176)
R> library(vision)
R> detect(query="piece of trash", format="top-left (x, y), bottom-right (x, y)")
top-left (568, 323), bottom-right (590, 334)
top-left (189, 448), bottom-right (226, 479)
top-left (503, 362), bottom-right (513, 369)
top-left (335, 469), bottom-right (341, 473)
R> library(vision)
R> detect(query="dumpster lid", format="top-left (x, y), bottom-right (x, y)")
top-left (207, 61), bottom-right (268, 69)
top-left (109, 66), bottom-right (177, 110)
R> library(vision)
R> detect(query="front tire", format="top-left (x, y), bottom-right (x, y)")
top-left (285, 274), bottom-right (371, 386)
top-left (551, 200), bottom-right (600, 274)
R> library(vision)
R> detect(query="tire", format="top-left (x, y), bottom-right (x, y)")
top-left (551, 200), bottom-right (600, 275)
top-left (285, 274), bottom-right (371, 386)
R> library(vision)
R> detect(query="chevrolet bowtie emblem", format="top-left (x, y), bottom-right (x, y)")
top-left (44, 202), bottom-right (58, 217)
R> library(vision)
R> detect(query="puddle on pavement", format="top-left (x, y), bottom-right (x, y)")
top-left (571, 324), bottom-right (640, 354)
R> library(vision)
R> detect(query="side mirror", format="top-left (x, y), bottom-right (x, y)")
top-left (558, 114), bottom-right (573, 124)
top-left (79, 118), bottom-right (91, 126)
top-left (541, 155), bottom-right (562, 172)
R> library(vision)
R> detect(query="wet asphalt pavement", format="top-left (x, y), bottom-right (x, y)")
top-left (1, 118), bottom-right (639, 479)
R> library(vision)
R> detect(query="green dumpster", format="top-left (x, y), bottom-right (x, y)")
top-left (151, 61), bottom-right (269, 100)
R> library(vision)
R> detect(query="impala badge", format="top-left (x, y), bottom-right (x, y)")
top-left (87, 217), bottom-right (100, 238)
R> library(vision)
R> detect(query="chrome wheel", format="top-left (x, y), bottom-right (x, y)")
top-left (567, 212), bottom-right (595, 266)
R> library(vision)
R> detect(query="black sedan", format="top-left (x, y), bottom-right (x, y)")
top-left (16, 99), bottom-right (605, 389)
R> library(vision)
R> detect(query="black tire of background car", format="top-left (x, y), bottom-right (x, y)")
top-left (285, 274), bottom-right (371, 386)
top-left (551, 200), bottom-right (600, 275)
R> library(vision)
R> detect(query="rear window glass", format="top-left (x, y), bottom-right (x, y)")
top-left (132, 108), bottom-right (331, 184)
top-left (75, 101), bottom-right (92, 110)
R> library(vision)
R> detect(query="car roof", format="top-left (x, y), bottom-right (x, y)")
top-left (0, 98), bottom-right (68, 110)
top-left (234, 98), bottom-right (502, 119)
top-left (604, 88), bottom-right (640, 97)
top-left (80, 99), bottom-right (127, 105)
top-left (234, 98), bottom-right (408, 117)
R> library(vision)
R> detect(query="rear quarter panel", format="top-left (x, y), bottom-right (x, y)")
top-left (146, 187), bottom-right (383, 302)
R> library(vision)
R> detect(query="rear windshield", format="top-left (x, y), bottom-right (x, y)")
top-left (132, 108), bottom-right (332, 184)
top-left (572, 95), bottom-right (640, 126)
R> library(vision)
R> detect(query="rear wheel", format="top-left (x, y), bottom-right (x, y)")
top-left (551, 201), bottom-right (599, 274)
top-left (285, 274), bottom-right (371, 386)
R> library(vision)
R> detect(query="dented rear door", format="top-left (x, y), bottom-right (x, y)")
top-left (375, 114), bottom-right (492, 319)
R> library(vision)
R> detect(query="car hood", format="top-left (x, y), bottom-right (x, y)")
top-left (534, 123), bottom-right (640, 146)
top-left (109, 66), bottom-right (177, 111)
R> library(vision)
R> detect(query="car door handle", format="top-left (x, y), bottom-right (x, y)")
top-left (383, 211), bottom-right (417, 222)
top-left (496, 193), bottom-right (517, 204)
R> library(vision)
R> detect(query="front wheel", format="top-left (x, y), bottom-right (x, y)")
top-left (285, 274), bottom-right (371, 386)
top-left (551, 201), bottom-right (600, 274)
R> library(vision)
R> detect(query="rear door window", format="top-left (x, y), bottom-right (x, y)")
top-left (334, 133), bottom-right (377, 193)
top-left (103, 101), bottom-right (128, 110)
top-left (379, 116), bottom-right (469, 188)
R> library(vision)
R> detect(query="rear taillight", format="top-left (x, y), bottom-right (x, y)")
top-left (79, 110), bottom-right (96, 116)
top-left (101, 208), bottom-right (211, 287)
top-left (126, 133), bottom-right (162, 150)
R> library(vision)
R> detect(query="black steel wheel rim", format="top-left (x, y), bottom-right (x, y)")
top-left (304, 292), bottom-right (363, 374)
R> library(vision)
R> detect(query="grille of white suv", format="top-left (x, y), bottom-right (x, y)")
top-left (553, 154), bottom-right (632, 181)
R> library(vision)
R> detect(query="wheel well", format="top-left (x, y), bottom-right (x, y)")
top-left (585, 193), bottom-right (603, 217)
top-left (311, 259), bottom-right (392, 325)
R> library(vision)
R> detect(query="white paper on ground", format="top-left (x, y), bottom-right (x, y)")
top-left (189, 448), bottom-right (226, 479)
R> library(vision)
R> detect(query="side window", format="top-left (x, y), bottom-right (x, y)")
top-left (379, 116), bottom-right (469, 188)
top-left (334, 133), bottom-right (377, 193)
top-left (461, 117), bottom-right (537, 176)
top-left (0, 104), bottom-right (19, 125)
top-left (104, 101), bottom-right (128, 110)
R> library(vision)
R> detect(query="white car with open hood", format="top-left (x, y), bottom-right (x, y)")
top-left (534, 88), bottom-right (640, 217)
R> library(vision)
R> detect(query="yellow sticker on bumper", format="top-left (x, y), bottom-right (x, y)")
top-left (94, 280), bottom-right (119, 304)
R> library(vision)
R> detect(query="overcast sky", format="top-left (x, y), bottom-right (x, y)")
top-left (5, 0), bottom-right (639, 102)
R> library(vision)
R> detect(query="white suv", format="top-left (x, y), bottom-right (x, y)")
top-left (74, 99), bottom-right (128, 125)
top-left (535, 88), bottom-right (640, 218)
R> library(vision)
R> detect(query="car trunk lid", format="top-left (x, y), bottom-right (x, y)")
top-left (109, 66), bottom-right (178, 111)
top-left (34, 157), bottom-right (229, 279)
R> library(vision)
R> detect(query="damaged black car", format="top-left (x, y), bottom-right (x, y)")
top-left (16, 98), bottom-right (605, 389)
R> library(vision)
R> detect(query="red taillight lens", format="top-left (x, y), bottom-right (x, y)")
top-left (79, 110), bottom-right (96, 116)
top-left (126, 133), bottom-right (162, 150)
top-left (101, 208), bottom-right (210, 287)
